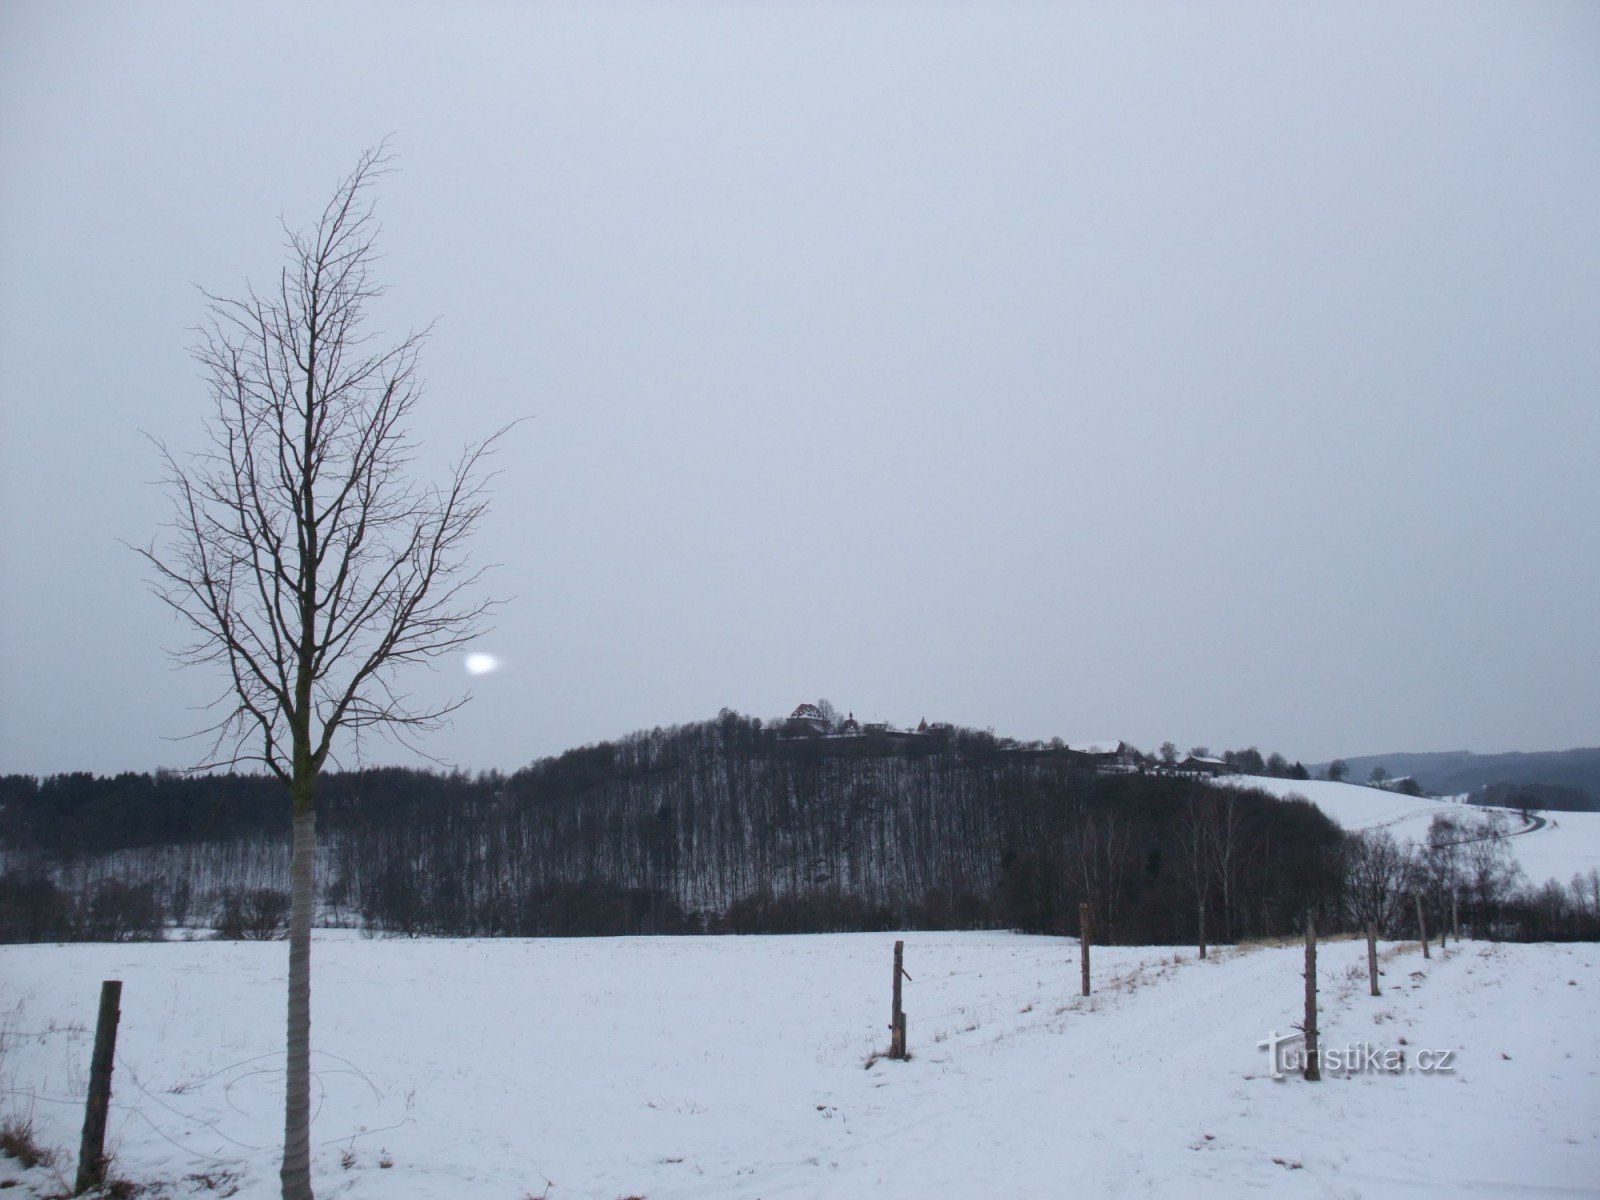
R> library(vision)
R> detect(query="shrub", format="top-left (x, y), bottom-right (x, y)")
top-left (0, 872), bottom-right (73, 943)
top-left (215, 888), bottom-right (290, 940)
top-left (81, 880), bottom-right (165, 942)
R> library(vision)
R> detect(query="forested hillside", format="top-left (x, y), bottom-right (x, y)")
top-left (3, 712), bottom-right (1342, 941)
top-left (5, 712), bottom-right (1595, 943)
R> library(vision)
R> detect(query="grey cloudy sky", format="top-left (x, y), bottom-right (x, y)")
top-left (1, 1), bottom-right (1596, 777)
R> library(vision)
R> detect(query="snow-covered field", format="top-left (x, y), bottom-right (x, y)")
top-left (1220, 774), bottom-right (1600, 888)
top-left (3, 931), bottom-right (1598, 1198)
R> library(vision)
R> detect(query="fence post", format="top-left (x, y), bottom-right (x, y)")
top-left (890, 940), bottom-right (908, 1060)
top-left (1452, 893), bottom-right (1460, 942)
top-left (1198, 896), bottom-right (1207, 961)
top-left (1080, 902), bottom-right (1092, 997)
top-left (1303, 917), bottom-right (1320, 1082)
top-left (75, 980), bottom-right (122, 1195)
top-left (1416, 894), bottom-right (1430, 960)
top-left (1367, 922), bottom-right (1380, 996)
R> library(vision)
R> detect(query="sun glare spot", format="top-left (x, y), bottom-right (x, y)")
top-left (464, 652), bottom-right (501, 676)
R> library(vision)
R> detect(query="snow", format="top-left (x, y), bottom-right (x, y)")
top-left (3, 932), bottom-right (1598, 1198)
top-left (1218, 774), bottom-right (1600, 888)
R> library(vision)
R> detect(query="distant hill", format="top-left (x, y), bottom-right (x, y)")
top-left (4, 714), bottom-right (1343, 942)
top-left (1310, 748), bottom-right (1600, 811)
top-left (8, 717), bottom-right (1598, 943)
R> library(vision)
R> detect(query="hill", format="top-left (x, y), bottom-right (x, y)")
top-left (1310, 748), bottom-right (1600, 810)
top-left (1, 714), bottom-right (1342, 943)
top-left (6, 716), bottom-right (1599, 944)
top-left (1218, 774), bottom-right (1600, 891)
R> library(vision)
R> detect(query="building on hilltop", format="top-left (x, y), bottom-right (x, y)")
top-left (778, 703), bottom-right (940, 742)
top-left (783, 703), bottom-right (832, 737)
top-left (1176, 753), bottom-right (1237, 777)
top-left (1069, 739), bottom-right (1141, 772)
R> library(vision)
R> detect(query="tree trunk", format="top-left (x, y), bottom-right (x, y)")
top-left (281, 805), bottom-right (315, 1200)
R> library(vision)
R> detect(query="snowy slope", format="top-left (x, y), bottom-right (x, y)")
top-left (2, 932), bottom-right (1597, 1199)
top-left (1218, 774), bottom-right (1600, 887)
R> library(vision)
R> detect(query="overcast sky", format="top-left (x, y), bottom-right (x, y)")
top-left (1, 1), bottom-right (1596, 778)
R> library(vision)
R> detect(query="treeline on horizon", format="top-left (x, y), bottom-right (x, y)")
top-left (3, 711), bottom-right (1597, 944)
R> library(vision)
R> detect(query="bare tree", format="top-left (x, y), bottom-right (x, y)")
top-left (1342, 828), bottom-right (1417, 934)
top-left (1074, 808), bottom-right (1134, 944)
top-left (1460, 812), bottom-right (1525, 934)
top-left (140, 147), bottom-right (501, 1200)
top-left (1202, 791), bottom-right (1243, 941)
top-left (1422, 812), bottom-right (1467, 937)
top-left (1174, 795), bottom-right (1211, 957)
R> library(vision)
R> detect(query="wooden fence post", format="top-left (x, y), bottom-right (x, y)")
top-left (1366, 922), bottom-right (1380, 997)
top-left (1452, 893), bottom-right (1460, 942)
top-left (1303, 917), bottom-right (1320, 1082)
top-left (75, 980), bottom-right (122, 1195)
top-left (1416, 894), bottom-right (1430, 960)
top-left (889, 940), bottom-right (909, 1060)
top-left (1198, 896), bottom-right (1207, 961)
top-left (1079, 902), bottom-right (1092, 997)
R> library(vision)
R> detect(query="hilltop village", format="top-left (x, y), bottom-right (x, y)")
top-left (777, 702), bottom-right (1245, 778)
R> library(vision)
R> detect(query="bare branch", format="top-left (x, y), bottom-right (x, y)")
top-left (140, 145), bottom-right (505, 789)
